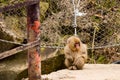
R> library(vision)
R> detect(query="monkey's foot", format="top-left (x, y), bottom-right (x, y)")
top-left (68, 66), bottom-right (77, 70)
top-left (68, 66), bottom-right (72, 70)
top-left (72, 66), bottom-right (77, 70)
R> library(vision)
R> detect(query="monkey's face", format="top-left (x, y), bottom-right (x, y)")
top-left (67, 36), bottom-right (81, 51)
top-left (74, 42), bottom-right (80, 50)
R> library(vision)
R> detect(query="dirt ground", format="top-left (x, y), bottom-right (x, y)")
top-left (42, 64), bottom-right (120, 80)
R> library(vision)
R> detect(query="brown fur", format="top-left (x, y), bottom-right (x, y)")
top-left (64, 36), bottom-right (88, 70)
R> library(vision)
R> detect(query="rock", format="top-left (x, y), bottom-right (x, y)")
top-left (0, 21), bottom-right (25, 52)
top-left (42, 64), bottom-right (120, 80)
top-left (0, 70), bottom-right (17, 80)
top-left (0, 48), bottom-right (65, 80)
top-left (0, 51), bottom-right (27, 80)
top-left (17, 53), bottom-right (65, 80)
top-left (41, 54), bottom-right (65, 74)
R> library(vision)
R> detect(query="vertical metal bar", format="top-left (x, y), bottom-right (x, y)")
top-left (74, 27), bottom-right (77, 36)
top-left (27, 0), bottom-right (41, 80)
top-left (72, 0), bottom-right (77, 36)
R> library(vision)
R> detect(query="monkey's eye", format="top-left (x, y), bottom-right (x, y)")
top-left (76, 42), bottom-right (80, 45)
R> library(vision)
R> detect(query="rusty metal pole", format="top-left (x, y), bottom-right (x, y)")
top-left (27, 0), bottom-right (41, 80)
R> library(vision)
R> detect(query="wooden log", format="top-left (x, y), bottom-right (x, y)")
top-left (0, 40), bottom-right (39, 60)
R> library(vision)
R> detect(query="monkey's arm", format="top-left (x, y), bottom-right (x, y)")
top-left (64, 46), bottom-right (73, 62)
top-left (81, 44), bottom-right (88, 62)
top-left (64, 52), bottom-right (74, 62)
top-left (73, 44), bottom-right (88, 65)
top-left (81, 51), bottom-right (88, 62)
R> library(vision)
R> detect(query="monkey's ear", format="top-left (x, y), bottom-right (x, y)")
top-left (67, 39), bottom-right (70, 44)
top-left (67, 40), bottom-right (70, 44)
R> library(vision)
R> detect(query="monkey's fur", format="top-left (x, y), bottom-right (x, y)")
top-left (64, 36), bottom-right (88, 70)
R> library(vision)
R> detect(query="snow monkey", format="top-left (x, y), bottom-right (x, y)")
top-left (64, 36), bottom-right (88, 70)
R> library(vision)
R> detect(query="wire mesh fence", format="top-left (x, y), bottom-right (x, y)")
top-left (0, 0), bottom-right (40, 53)
top-left (0, 2), bottom-right (27, 53)
top-left (40, 0), bottom-right (120, 49)
top-left (0, 0), bottom-right (120, 51)
top-left (0, 0), bottom-right (119, 71)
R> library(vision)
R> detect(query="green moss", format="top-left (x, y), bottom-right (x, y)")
top-left (0, 28), bottom-right (16, 52)
top-left (96, 55), bottom-right (106, 64)
top-left (0, 70), bottom-right (17, 80)
top-left (91, 15), bottom-right (101, 23)
top-left (16, 69), bottom-right (28, 80)
top-left (101, 0), bottom-right (116, 9)
top-left (0, 15), bottom-right (25, 52)
top-left (0, 0), bottom-right (25, 7)
top-left (40, 2), bottom-right (49, 22)
top-left (0, 51), bottom-right (27, 80)
top-left (41, 54), bottom-right (65, 74)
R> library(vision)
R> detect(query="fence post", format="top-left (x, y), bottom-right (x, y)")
top-left (27, 0), bottom-right (41, 80)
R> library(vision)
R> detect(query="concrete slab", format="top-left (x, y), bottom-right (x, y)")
top-left (42, 64), bottom-right (120, 80)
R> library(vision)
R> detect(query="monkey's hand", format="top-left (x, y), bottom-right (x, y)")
top-left (73, 56), bottom-right (85, 68)
top-left (67, 56), bottom-right (74, 63)
top-left (65, 53), bottom-right (74, 63)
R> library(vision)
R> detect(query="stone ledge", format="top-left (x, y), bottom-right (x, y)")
top-left (42, 64), bottom-right (120, 80)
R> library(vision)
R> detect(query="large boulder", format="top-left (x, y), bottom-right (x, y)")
top-left (0, 20), bottom-right (24, 53)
